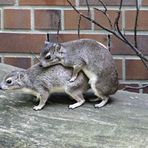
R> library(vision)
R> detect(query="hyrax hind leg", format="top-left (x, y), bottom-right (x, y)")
top-left (89, 78), bottom-right (109, 108)
top-left (65, 86), bottom-right (85, 109)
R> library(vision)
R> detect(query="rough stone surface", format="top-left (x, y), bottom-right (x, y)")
top-left (0, 64), bottom-right (148, 148)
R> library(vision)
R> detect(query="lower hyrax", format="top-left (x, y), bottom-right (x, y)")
top-left (0, 64), bottom-right (90, 110)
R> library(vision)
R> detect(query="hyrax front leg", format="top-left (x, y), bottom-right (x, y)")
top-left (33, 88), bottom-right (49, 111)
top-left (70, 62), bottom-right (85, 82)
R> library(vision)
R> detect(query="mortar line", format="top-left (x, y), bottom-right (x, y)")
top-left (119, 80), bottom-right (148, 84)
top-left (1, 5), bottom-right (148, 10)
top-left (122, 57), bottom-right (126, 81)
top-left (15, 0), bottom-right (19, 6)
top-left (0, 53), bottom-right (39, 57)
top-left (61, 9), bottom-right (65, 31)
top-left (0, 55), bottom-right (4, 63)
top-left (1, 29), bottom-right (148, 35)
top-left (139, 83), bottom-right (143, 93)
top-left (122, 9), bottom-right (125, 33)
top-left (75, 0), bottom-right (79, 7)
top-left (31, 56), bottom-right (34, 66)
top-left (30, 8), bottom-right (35, 31)
top-left (1, 8), bottom-right (4, 31)
top-left (0, 30), bottom-right (111, 34)
top-left (91, 8), bottom-right (95, 31)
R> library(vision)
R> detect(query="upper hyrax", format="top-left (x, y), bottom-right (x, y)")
top-left (40, 38), bottom-right (118, 108)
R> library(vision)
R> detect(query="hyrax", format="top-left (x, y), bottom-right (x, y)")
top-left (0, 64), bottom-right (90, 110)
top-left (40, 38), bottom-right (118, 107)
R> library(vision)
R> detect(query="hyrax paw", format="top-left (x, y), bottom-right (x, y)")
top-left (69, 104), bottom-right (77, 109)
top-left (69, 77), bottom-right (76, 82)
top-left (33, 106), bottom-right (42, 111)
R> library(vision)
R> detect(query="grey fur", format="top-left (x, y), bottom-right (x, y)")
top-left (0, 64), bottom-right (90, 110)
top-left (40, 39), bottom-right (118, 107)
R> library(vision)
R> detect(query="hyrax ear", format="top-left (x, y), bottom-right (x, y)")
top-left (54, 43), bottom-right (61, 52)
top-left (44, 41), bottom-right (49, 46)
top-left (17, 71), bottom-right (27, 80)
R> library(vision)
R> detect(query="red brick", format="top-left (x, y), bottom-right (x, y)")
top-left (40, 33), bottom-right (106, 44)
top-left (79, 0), bottom-right (135, 6)
top-left (94, 10), bottom-right (122, 30)
top-left (4, 9), bottom-right (31, 30)
top-left (35, 10), bottom-right (61, 30)
top-left (125, 10), bottom-right (148, 31)
top-left (115, 59), bottom-right (122, 80)
top-left (58, 34), bottom-right (107, 45)
top-left (0, 11), bottom-right (1, 29)
top-left (4, 57), bottom-right (31, 69)
top-left (143, 85), bottom-right (148, 93)
top-left (142, 0), bottom-right (148, 6)
top-left (119, 84), bottom-right (140, 93)
top-left (111, 35), bottom-right (148, 55)
top-left (0, 33), bottom-right (45, 53)
top-left (0, 33), bottom-right (107, 53)
top-left (64, 10), bottom-right (91, 30)
top-left (126, 60), bottom-right (148, 80)
top-left (19, 0), bottom-right (75, 6)
top-left (0, 0), bottom-right (15, 5)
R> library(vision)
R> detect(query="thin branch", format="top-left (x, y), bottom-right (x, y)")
top-left (94, 8), bottom-right (113, 29)
top-left (67, 0), bottom-right (148, 68)
top-left (134, 0), bottom-right (140, 48)
top-left (78, 15), bottom-right (81, 39)
top-left (85, 0), bottom-right (90, 16)
top-left (107, 34), bottom-right (111, 51)
top-left (56, 18), bottom-right (61, 42)
top-left (97, 0), bottom-right (107, 13)
top-left (114, 3), bottom-right (122, 29)
top-left (67, 0), bottom-right (125, 42)
top-left (46, 33), bottom-right (50, 42)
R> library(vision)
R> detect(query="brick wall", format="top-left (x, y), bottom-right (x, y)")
top-left (0, 0), bottom-right (148, 93)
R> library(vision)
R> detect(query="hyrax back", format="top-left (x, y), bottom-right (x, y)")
top-left (0, 64), bottom-right (90, 110)
top-left (40, 38), bottom-right (118, 107)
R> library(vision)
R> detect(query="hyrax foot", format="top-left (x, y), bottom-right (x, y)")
top-left (95, 97), bottom-right (109, 108)
top-left (33, 105), bottom-right (44, 111)
top-left (69, 100), bottom-right (85, 109)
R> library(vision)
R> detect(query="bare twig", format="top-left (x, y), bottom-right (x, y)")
top-left (67, 0), bottom-right (148, 69)
top-left (94, 8), bottom-right (113, 29)
top-left (97, 0), bottom-right (107, 13)
top-left (78, 15), bottom-right (81, 39)
top-left (46, 33), bottom-right (50, 42)
top-left (85, 0), bottom-right (90, 16)
top-left (107, 34), bottom-right (111, 51)
top-left (56, 18), bottom-right (61, 42)
top-left (134, 0), bottom-right (140, 48)
top-left (67, 0), bottom-right (126, 42)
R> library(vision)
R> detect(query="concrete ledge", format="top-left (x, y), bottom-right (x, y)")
top-left (0, 64), bottom-right (148, 147)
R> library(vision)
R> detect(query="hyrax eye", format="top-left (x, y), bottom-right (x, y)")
top-left (6, 79), bottom-right (12, 84)
top-left (45, 55), bottom-right (51, 60)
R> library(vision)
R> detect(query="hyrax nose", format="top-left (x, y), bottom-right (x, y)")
top-left (39, 63), bottom-right (43, 67)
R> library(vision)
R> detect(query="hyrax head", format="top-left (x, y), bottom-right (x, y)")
top-left (0, 70), bottom-right (27, 91)
top-left (39, 41), bottom-right (64, 68)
